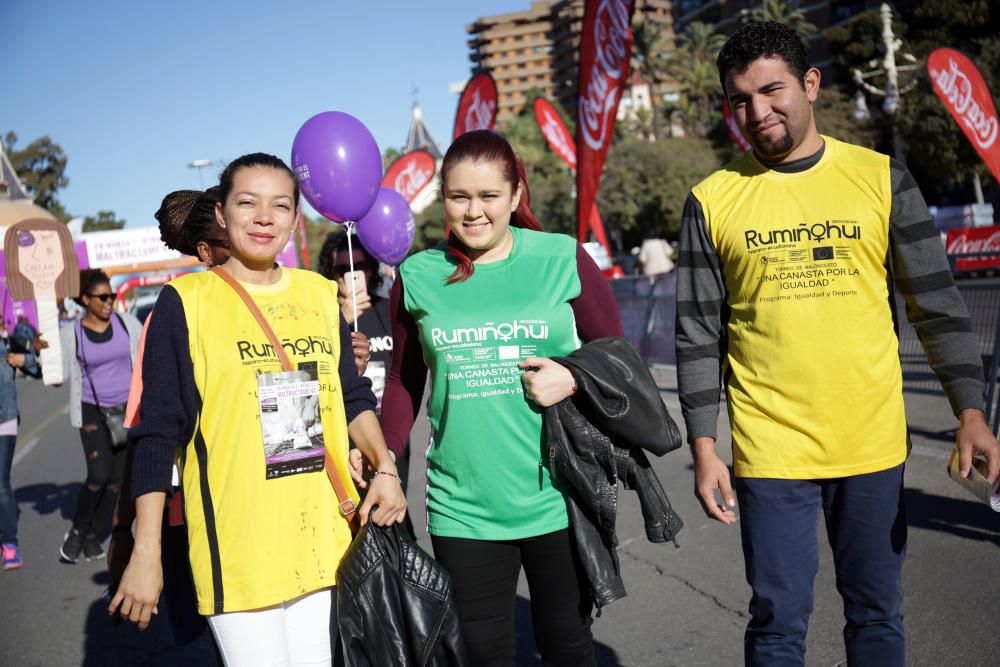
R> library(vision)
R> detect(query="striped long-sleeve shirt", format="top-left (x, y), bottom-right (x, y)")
top-left (676, 137), bottom-right (984, 479)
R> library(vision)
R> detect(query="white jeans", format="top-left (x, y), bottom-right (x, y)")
top-left (208, 588), bottom-right (333, 667)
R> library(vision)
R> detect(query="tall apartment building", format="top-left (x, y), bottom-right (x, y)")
top-left (672, 0), bottom-right (884, 67)
top-left (466, 0), bottom-right (675, 123)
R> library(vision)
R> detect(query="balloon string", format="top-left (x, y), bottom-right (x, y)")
top-left (344, 221), bottom-right (359, 333)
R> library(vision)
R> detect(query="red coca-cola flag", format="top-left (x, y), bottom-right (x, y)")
top-left (533, 96), bottom-right (608, 244)
top-left (945, 225), bottom-right (1000, 272)
top-left (576, 0), bottom-right (635, 253)
top-left (534, 97), bottom-right (577, 171)
top-left (381, 149), bottom-right (437, 204)
top-left (722, 98), bottom-right (752, 152)
top-left (927, 49), bottom-right (1000, 182)
top-left (453, 73), bottom-right (498, 141)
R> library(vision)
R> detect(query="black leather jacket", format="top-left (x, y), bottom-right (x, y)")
top-left (336, 523), bottom-right (469, 666)
top-left (545, 337), bottom-right (684, 609)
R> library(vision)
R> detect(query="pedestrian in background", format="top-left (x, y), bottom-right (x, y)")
top-left (106, 186), bottom-right (229, 664)
top-left (0, 319), bottom-right (42, 570)
top-left (638, 237), bottom-right (674, 276)
top-left (59, 269), bottom-right (142, 563)
top-left (676, 22), bottom-right (1000, 667)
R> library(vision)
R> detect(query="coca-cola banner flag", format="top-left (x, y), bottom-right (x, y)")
top-left (946, 225), bottom-right (1000, 272)
top-left (576, 0), bottom-right (635, 252)
top-left (533, 96), bottom-right (608, 243)
top-left (723, 98), bottom-right (752, 152)
top-left (453, 73), bottom-right (498, 141)
top-left (534, 97), bottom-right (577, 170)
top-left (928, 49), bottom-right (1000, 182)
top-left (381, 149), bottom-right (437, 204)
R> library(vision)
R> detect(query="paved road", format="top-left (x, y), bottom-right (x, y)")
top-left (1, 366), bottom-right (998, 666)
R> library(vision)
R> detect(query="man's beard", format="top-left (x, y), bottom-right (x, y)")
top-left (751, 124), bottom-right (795, 158)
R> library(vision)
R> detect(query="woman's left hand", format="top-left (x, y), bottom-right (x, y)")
top-left (348, 448), bottom-right (396, 490)
top-left (519, 357), bottom-right (577, 407)
top-left (359, 465), bottom-right (407, 527)
top-left (351, 332), bottom-right (370, 377)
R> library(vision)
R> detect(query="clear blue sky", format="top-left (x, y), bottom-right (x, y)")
top-left (4, 0), bottom-right (521, 227)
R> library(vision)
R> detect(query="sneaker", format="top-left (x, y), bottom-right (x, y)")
top-left (2, 543), bottom-right (23, 570)
top-left (83, 532), bottom-right (105, 561)
top-left (60, 528), bottom-right (84, 563)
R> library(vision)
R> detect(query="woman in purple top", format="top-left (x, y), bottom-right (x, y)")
top-left (58, 269), bottom-right (143, 563)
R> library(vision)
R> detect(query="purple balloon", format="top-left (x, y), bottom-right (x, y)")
top-left (357, 188), bottom-right (416, 266)
top-left (291, 111), bottom-right (382, 222)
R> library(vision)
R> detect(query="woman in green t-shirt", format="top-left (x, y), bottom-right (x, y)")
top-left (375, 130), bottom-right (623, 666)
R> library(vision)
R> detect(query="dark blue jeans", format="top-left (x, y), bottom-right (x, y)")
top-left (735, 464), bottom-right (906, 667)
top-left (0, 434), bottom-right (18, 546)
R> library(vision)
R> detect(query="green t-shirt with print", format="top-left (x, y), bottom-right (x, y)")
top-left (399, 227), bottom-right (581, 540)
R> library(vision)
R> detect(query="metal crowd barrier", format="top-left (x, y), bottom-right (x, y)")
top-left (609, 273), bottom-right (676, 366)
top-left (610, 268), bottom-right (1000, 434)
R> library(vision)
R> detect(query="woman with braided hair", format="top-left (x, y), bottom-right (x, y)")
top-left (156, 187), bottom-right (232, 268)
top-left (104, 187), bottom-right (230, 664)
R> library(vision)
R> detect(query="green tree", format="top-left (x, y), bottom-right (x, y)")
top-left (598, 136), bottom-right (721, 244)
top-left (825, 0), bottom-right (1000, 201)
top-left (2, 131), bottom-right (70, 221)
top-left (82, 210), bottom-right (126, 232)
top-left (630, 18), bottom-right (671, 139)
top-left (813, 86), bottom-right (879, 151)
top-left (413, 199), bottom-right (447, 251)
top-left (382, 146), bottom-right (402, 170)
top-left (745, 0), bottom-right (817, 35)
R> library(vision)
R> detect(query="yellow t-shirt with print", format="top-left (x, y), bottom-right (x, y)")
top-left (691, 137), bottom-right (908, 479)
top-left (169, 268), bottom-right (358, 614)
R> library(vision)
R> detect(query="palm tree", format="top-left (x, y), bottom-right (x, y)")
top-left (745, 0), bottom-right (818, 36)
top-left (665, 22), bottom-right (726, 137)
top-left (680, 21), bottom-right (727, 63)
top-left (630, 19), bottom-right (670, 139)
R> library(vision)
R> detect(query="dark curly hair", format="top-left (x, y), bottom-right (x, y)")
top-left (716, 21), bottom-right (810, 93)
top-left (76, 268), bottom-right (111, 305)
top-left (317, 231), bottom-right (383, 295)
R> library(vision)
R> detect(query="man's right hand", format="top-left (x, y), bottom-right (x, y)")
top-left (692, 437), bottom-right (738, 525)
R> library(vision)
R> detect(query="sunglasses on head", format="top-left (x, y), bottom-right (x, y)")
top-left (333, 261), bottom-right (377, 275)
top-left (87, 293), bottom-right (115, 303)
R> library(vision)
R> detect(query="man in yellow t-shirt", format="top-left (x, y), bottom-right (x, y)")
top-left (676, 22), bottom-right (1000, 667)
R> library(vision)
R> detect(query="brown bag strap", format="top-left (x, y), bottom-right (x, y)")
top-left (209, 267), bottom-right (358, 521)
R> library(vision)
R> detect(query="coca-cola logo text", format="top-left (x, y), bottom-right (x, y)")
top-left (931, 57), bottom-right (998, 150)
top-left (394, 159), bottom-right (432, 201)
top-left (579, 0), bottom-right (631, 151)
top-left (946, 230), bottom-right (1000, 255)
top-left (462, 89), bottom-right (496, 134)
top-left (539, 108), bottom-right (576, 168)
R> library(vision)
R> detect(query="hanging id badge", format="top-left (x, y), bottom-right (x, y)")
top-left (257, 367), bottom-right (326, 479)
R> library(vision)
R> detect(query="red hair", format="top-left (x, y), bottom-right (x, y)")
top-left (442, 130), bottom-right (541, 284)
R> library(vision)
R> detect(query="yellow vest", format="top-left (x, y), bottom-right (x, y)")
top-left (692, 137), bottom-right (908, 478)
top-left (169, 268), bottom-right (357, 614)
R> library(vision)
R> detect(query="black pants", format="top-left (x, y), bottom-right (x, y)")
top-left (432, 528), bottom-right (595, 667)
top-left (72, 402), bottom-right (127, 536)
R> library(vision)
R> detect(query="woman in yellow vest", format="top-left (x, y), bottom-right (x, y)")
top-left (110, 153), bottom-right (406, 666)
